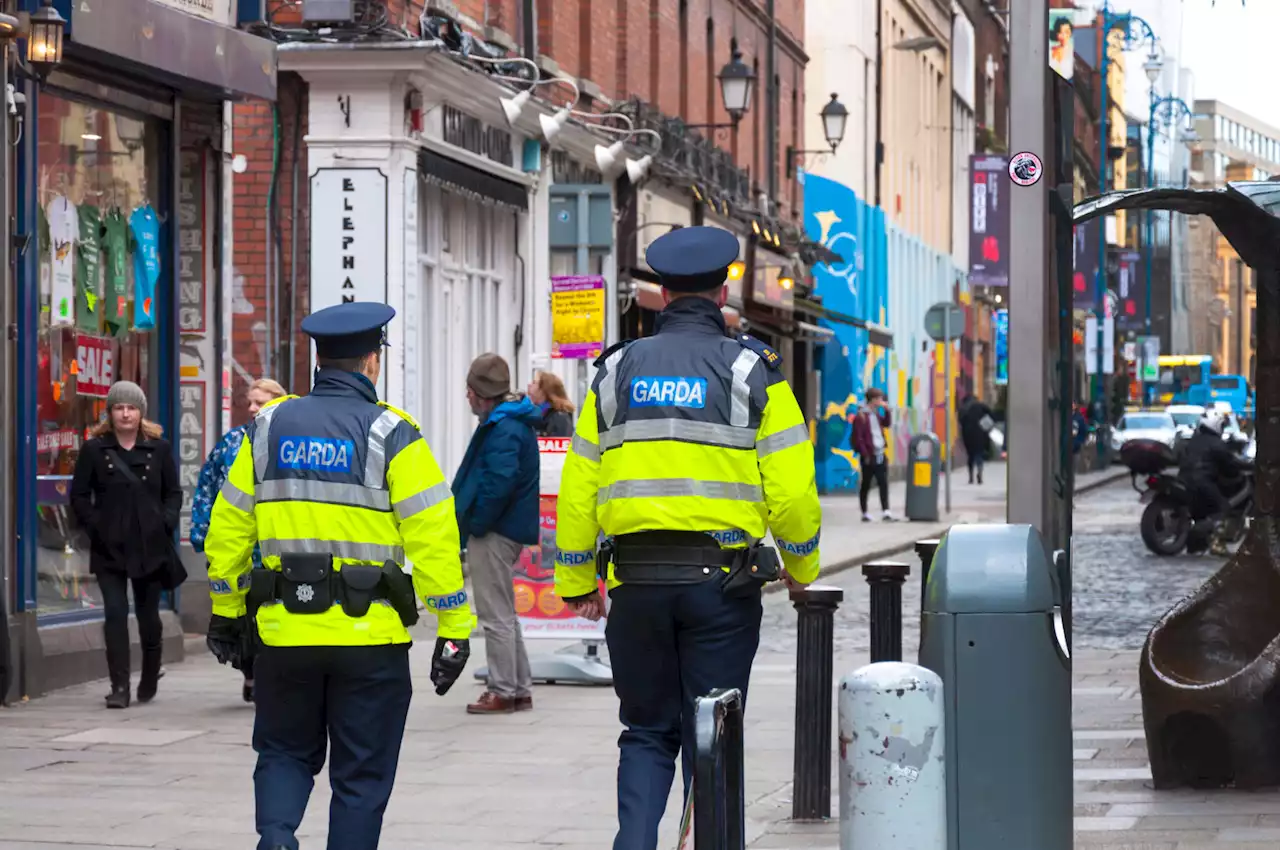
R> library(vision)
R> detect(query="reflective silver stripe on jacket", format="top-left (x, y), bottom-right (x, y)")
top-left (252, 403), bottom-right (285, 483)
top-left (364, 408), bottom-right (402, 489)
top-left (259, 538), bottom-right (405, 564)
top-left (756, 423), bottom-right (810, 458)
top-left (393, 481), bottom-right (452, 521)
top-left (218, 480), bottom-right (256, 513)
top-left (596, 347), bottom-right (628, 430)
top-left (597, 478), bottom-right (763, 505)
top-left (572, 433), bottom-right (600, 462)
top-left (256, 479), bottom-right (391, 511)
top-left (597, 419), bottom-right (757, 452)
top-left (729, 349), bottom-right (761, 427)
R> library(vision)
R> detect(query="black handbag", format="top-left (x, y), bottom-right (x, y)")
top-left (104, 448), bottom-right (188, 590)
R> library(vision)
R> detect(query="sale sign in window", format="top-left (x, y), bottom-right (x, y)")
top-left (75, 333), bottom-right (115, 399)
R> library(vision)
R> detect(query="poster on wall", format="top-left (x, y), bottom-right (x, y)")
top-left (550, 275), bottom-right (605, 360)
top-left (968, 155), bottom-right (1010, 287)
top-left (1115, 250), bottom-right (1142, 331)
top-left (1073, 219), bottom-right (1102, 310)
top-left (309, 168), bottom-right (389, 394)
top-left (1049, 10), bottom-right (1074, 80)
top-left (74, 333), bottom-right (114, 398)
top-left (993, 309), bottom-right (1009, 386)
top-left (512, 436), bottom-right (607, 640)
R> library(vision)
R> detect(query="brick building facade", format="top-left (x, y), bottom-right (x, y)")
top-left (228, 0), bottom-right (810, 426)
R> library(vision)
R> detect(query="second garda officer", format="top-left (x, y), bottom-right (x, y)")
top-left (553, 226), bottom-right (822, 849)
top-left (204, 301), bottom-right (475, 850)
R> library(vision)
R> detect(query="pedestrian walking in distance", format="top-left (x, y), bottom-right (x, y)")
top-left (70, 381), bottom-right (183, 710)
top-left (528, 369), bottom-right (576, 436)
top-left (554, 225), bottom-right (823, 850)
top-left (958, 393), bottom-right (995, 485)
top-left (190, 377), bottom-right (287, 703)
top-left (853, 387), bottom-right (895, 521)
top-left (453, 353), bottom-right (540, 714)
top-left (204, 301), bottom-right (476, 850)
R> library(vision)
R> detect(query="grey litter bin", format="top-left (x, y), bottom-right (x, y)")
top-left (917, 523), bottom-right (1071, 850)
top-left (904, 433), bottom-right (941, 522)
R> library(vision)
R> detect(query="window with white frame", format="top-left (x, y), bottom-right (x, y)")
top-left (417, 181), bottom-right (519, 482)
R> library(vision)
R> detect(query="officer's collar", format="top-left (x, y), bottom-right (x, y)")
top-left (311, 367), bottom-right (379, 403)
top-left (653, 296), bottom-right (727, 335)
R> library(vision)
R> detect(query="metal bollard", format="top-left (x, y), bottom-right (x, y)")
top-left (863, 561), bottom-right (910, 663)
top-left (693, 687), bottom-right (746, 850)
top-left (914, 539), bottom-right (941, 603)
top-left (790, 585), bottom-right (845, 821)
top-left (839, 662), bottom-right (947, 849)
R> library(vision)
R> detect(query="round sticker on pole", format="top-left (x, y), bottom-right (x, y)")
top-left (1008, 151), bottom-right (1043, 186)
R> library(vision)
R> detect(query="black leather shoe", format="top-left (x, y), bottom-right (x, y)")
top-left (106, 687), bottom-right (130, 709)
top-left (243, 682), bottom-right (255, 703)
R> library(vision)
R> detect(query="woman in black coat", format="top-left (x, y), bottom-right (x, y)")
top-left (70, 381), bottom-right (183, 709)
top-left (526, 369), bottom-right (576, 437)
top-left (958, 394), bottom-right (995, 485)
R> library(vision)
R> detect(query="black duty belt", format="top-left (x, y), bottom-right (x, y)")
top-left (608, 530), bottom-right (747, 587)
top-left (247, 555), bottom-right (420, 627)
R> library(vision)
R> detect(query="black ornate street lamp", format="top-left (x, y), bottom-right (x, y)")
top-left (681, 39), bottom-right (757, 134)
top-left (25, 0), bottom-right (66, 80)
top-left (785, 93), bottom-right (849, 178)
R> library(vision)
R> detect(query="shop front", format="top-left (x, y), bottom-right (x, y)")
top-left (281, 40), bottom-right (617, 481)
top-left (6, 0), bottom-right (275, 698)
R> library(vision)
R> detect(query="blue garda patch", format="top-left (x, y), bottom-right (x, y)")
top-left (277, 436), bottom-right (355, 472)
top-left (630, 376), bottom-right (708, 409)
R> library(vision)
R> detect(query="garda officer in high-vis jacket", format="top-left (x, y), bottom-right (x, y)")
top-left (554, 226), bottom-right (822, 850)
top-left (204, 301), bottom-right (475, 850)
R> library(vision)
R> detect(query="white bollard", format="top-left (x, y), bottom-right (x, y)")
top-left (839, 662), bottom-right (946, 850)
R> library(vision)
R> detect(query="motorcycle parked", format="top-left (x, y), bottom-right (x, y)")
top-left (1120, 436), bottom-right (1254, 556)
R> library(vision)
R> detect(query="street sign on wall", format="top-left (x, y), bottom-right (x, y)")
top-left (924, 302), bottom-right (966, 342)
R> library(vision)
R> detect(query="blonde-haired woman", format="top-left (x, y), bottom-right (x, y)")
top-left (527, 370), bottom-right (575, 437)
top-left (70, 381), bottom-right (183, 709)
top-left (190, 377), bottom-right (288, 703)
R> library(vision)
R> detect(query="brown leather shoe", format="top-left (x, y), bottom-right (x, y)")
top-left (515, 695), bottom-right (533, 712)
top-left (467, 691), bottom-right (516, 714)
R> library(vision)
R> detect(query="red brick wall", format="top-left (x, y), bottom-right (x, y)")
top-left (228, 74), bottom-right (309, 426)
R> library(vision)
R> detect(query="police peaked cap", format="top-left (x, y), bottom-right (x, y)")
top-left (301, 301), bottom-right (396, 359)
top-left (645, 225), bottom-right (740, 293)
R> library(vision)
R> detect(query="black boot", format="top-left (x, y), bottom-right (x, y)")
top-left (137, 646), bottom-right (162, 704)
top-left (106, 682), bottom-right (130, 709)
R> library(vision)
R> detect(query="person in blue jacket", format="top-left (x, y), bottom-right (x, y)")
top-left (190, 377), bottom-right (287, 703)
top-left (452, 353), bottom-right (541, 715)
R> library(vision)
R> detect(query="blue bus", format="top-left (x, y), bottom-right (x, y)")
top-left (1152, 355), bottom-right (1213, 407)
top-left (1210, 374), bottom-right (1254, 418)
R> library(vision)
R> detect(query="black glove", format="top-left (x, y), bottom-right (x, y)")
top-left (207, 615), bottom-right (246, 670)
top-left (430, 637), bottom-right (470, 696)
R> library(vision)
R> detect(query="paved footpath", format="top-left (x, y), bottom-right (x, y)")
top-left (0, 463), bottom-right (1132, 850)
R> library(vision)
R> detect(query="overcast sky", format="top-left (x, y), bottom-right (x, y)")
top-left (1074, 0), bottom-right (1278, 129)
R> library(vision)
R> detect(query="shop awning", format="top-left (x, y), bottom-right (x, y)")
top-left (794, 296), bottom-right (894, 349)
top-left (418, 148), bottom-right (529, 212)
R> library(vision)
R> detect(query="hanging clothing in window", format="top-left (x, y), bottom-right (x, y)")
top-left (129, 204), bottom-right (160, 331)
top-left (47, 195), bottom-right (77, 328)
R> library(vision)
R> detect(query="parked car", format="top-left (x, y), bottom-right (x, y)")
top-left (1111, 411), bottom-right (1177, 456)
top-left (1166, 403), bottom-right (1244, 444)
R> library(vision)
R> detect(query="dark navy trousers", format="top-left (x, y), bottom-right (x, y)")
top-left (252, 644), bottom-right (412, 850)
top-left (605, 579), bottom-right (763, 850)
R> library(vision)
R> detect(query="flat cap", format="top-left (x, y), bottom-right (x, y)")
top-left (301, 302), bottom-right (395, 360)
top-left (645, 225), bottom-right (740, 292)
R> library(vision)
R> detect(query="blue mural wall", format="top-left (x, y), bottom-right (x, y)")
top-left (803, 174), bottom-right (889, 494)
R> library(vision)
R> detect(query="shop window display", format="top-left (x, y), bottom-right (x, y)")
top-left (35, 93), bottom-right (163, 616)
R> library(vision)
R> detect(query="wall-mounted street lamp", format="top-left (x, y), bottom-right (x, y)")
top-left (785, 93), bottom-right (849, 178)
top-left (25, 0), bottom-right (66, 80)
top-left (0, 1), bottom-right (66, 82)
top-left (679, 39), bottom-right (757, 136)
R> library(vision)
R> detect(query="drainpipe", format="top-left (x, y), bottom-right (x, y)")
top-left (522, 0), bottom-right (537, 61)
top-left (766, 0), bottom-right (777, 204)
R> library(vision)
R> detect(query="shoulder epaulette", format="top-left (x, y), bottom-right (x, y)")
top-left (736, 334), bottom-right (782, 371)
top-left (377, 400), bottom-right (422, 432)
top-left (593, 338), bottom-right (635, 368)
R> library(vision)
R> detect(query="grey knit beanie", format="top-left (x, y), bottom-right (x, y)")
top-left (106, 381), bottom-right (147, 417)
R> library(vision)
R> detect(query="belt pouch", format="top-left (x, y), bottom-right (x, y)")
top-left (339, 564), bottom-right (385, 619)
top-left (380, 561), bottom-right (421, 627)
top-left (278, 553), bottom-right (334, 615)
top-left (247, 568), bottom-right (277, 620)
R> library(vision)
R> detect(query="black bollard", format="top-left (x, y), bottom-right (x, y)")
top-left (790, 584), bottom-right (844, 821)
top-left (693, 687), bottom-right (746, 850)
top-left (914, 538), bottom-right (941, 603)
top-left (863, 561), bottom-right (910, 663)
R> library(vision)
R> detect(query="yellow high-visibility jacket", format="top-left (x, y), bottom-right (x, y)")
top-left (554, 299), bottom-right (822, 600)
top-left (205, 369), bottom-right (475, 646)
